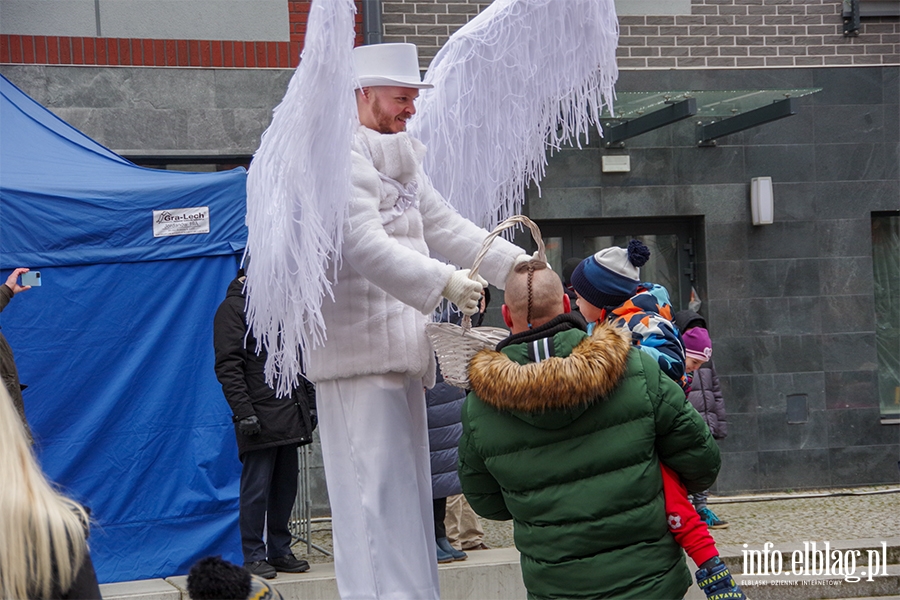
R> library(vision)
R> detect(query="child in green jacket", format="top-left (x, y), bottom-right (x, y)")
top-left (459, 260), bottom-right (727, 599)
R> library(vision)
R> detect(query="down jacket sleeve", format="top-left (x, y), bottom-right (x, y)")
top-left (645, 351), bottom-right (721, 493)
top-left (212, 298), bottom-right (255, 421)
top-left (0, 284), bottom-right (12, 312)
top-left (416, 176), bottom-right (523, 290)
top-left (457, 396), bottom-right (513, 521)
top-left (341, 149), bottom-right (523, 316)
top-left (708, 366), bottom-right (727, 439)
top-left (688, 364), bottom-right (727, 440)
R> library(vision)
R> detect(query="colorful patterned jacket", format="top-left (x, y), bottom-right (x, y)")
top-left (588, 283), bottom-right (688, 393)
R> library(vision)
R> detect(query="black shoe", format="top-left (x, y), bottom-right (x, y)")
top-left (244, 559), bottom-right (277, 579)
top-left (269, 554), bottom-right (310, 573)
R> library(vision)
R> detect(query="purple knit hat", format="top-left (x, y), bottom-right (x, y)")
top-left (682, 327), bottom-right (712, 362)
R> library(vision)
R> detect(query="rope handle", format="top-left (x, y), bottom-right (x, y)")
top-left (461, 215), bottom-right (547, 331)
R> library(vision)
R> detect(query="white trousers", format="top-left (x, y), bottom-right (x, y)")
top-left (317, 374), bottom-right (440, 600)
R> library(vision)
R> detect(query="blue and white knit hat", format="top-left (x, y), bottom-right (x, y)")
top-left (570, 239), bottom-right (651, 309)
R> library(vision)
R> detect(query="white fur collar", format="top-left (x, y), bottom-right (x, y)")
top-left (356, 126), bottom-right (427, 184)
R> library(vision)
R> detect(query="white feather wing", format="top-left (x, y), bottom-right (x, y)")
top-left (409, 0), bottom-right (619, 229)
top-left (244, 0), bottom-right (357, 395)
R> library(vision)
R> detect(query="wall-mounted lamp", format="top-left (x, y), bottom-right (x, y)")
top-left (750, 176), bottom-right (774, 225)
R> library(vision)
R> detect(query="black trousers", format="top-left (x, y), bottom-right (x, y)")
top-left (433, 497), bottom-right (447, 539)
top-left (239, 444), bottom-right (299, 563)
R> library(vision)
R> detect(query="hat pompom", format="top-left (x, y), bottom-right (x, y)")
top-left (627, 239), bottom-right (651, 268)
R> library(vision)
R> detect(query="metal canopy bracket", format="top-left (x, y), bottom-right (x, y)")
top-left (843, 0), bottom-right (861, 36)
top-left (598, 89), bottom-right (819, 149)
top-left (602, 98), bottom-right (697, 147)
top-left (697, 97), bottom-right (797, 147)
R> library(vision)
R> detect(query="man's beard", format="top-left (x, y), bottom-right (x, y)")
top-left (371, 99), bottom-right (407, 134)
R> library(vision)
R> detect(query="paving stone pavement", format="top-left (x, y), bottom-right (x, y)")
top-left (704, 487), bottom-right (900, 547)
top-left (292, 486), bottom-right (900, 565)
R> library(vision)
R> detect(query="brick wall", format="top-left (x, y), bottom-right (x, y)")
top-left (380, 0), bottom-right (898, 69)
top-left (0, 1), bottom-right (364, 68)
top-left (6, 1), bottom-right (895, 69)
top-left (618, 0), bottom-right (900, 68)
top-left (381, 0), bottom-right (492, 66)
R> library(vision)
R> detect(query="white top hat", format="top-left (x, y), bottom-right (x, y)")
top-left (353, 43), bottom-right (433, 89)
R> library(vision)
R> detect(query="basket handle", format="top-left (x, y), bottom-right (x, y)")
top-left (470, 215), bottom-right (546, 282)
top-left (461, 215), bottom-right (546, 331)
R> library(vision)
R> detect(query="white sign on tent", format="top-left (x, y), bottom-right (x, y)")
top-left (152, 206), bottom-right (210, 237)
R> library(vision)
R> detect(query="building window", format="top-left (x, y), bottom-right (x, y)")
top-left (613, 0), bottom-right (691, 16)
top-left (872, 211), bottom-right (900, 420)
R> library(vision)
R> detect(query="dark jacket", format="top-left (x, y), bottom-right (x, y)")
top-left (213, 277), bottom-right (316, 457)
top-left (688, 366), bottom-right (727, 439)
top-left (458, 315), bottom-right (720, 600)
top-left (673, 310), bottom-right (727, 439)
top-left (673, 309), bottom-right (706, 334)
top-left (51, 544), bottom-right (101, 599)
top-left (0, 283), bottom-right (32, 443)
top-left (426, 306), bottom-right (470, 500)
top-left (39, 512), bottom-right (101, 599)
top-left (426, 368), bottom-right (465, 499)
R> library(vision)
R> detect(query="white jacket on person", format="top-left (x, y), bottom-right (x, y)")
top-left (305, 126), bottom-right (522, 385)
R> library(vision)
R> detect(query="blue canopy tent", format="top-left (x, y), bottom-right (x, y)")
top-left (0, 74), bottom-right (248, 583)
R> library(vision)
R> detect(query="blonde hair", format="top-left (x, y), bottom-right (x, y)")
top-left (0, 385), bottom-right (89, 599)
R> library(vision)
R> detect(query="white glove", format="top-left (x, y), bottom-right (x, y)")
top-left (442, 269), bottom-right (488, 315)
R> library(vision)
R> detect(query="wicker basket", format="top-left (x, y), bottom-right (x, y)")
top-left (426, 215), bottom-right (546, 388)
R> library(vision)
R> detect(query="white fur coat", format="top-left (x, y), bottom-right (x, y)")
top-left (305, 126), bottom-right (523, 385)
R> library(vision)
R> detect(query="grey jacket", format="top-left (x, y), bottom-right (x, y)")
top-left (688, 365), bottom-right (728, 440)
top-left (674, 310), bottom-right (727, 440)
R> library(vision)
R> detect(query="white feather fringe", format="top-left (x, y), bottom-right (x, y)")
top-left (409, 0), bottom-right (619, 230)
top-left (244, 0), bottom-right (357, 396)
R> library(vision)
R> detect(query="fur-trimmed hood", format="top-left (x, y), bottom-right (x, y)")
top-left (468, 320), bottom-right (632, 421)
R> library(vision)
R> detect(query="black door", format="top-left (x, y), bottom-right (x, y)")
top-left (532, 217), bottom-right (699, 311)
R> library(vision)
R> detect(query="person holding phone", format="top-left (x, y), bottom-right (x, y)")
top-left (1, 267), bottom-right (34, 443)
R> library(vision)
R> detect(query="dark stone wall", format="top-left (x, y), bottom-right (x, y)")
top-left (527, 65), bottom-right (900, 493)
top-left (2, 63), bottom-right (897, 496)
top-left (0, 65), bottom-right (290, 158)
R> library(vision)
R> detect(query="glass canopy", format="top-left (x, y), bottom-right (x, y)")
top-left (602, 89), bottom-right (822, 119)
top-left (598, 89), bottom-right (822, 146)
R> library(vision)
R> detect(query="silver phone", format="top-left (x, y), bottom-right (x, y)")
top-left (20, 271), bottom-right (41, 287)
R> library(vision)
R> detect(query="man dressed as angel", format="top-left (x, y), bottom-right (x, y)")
top-left (243, 1), bottom-right (618, 597)
top-left (306, 42), bottom-right (526, 599)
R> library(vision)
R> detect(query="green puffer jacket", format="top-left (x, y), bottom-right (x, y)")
top-left (458, 315), bottom-right (720, 600)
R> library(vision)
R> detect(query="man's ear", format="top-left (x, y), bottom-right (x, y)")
top-left (502, 304), bottom-right (514, 328)
top-left (562, 294), bottom-right (571, 314)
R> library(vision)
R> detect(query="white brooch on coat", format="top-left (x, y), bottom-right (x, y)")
top-left (379, 176), bottom-right (420, 225)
